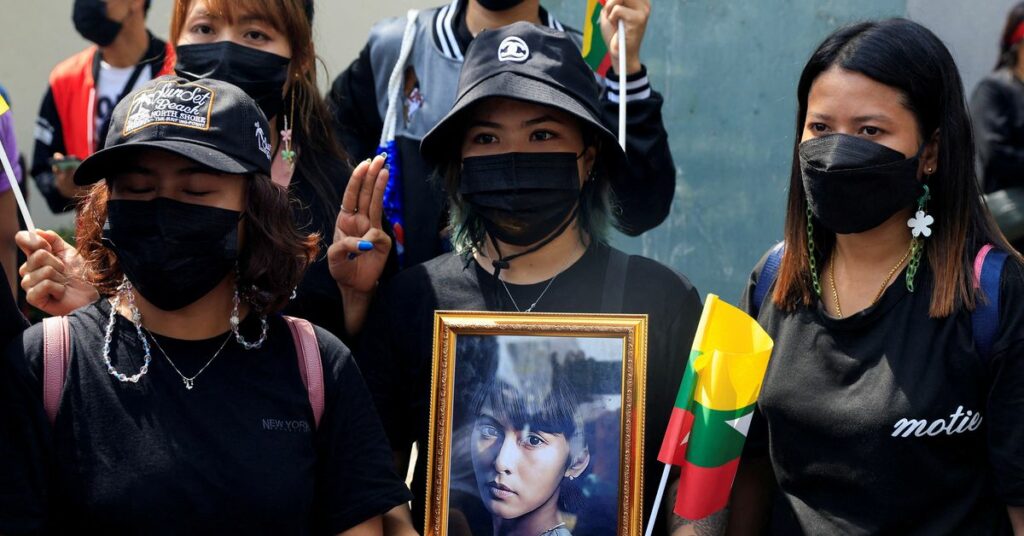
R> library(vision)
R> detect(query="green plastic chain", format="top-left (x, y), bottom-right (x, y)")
top-left (806, 206), bottom-right (822, 296)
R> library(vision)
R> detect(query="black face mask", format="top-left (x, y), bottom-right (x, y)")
top-left (103, 198), bottom-right (241, 311)
top-left (175, 42), bottom-right (290, 120)
top-left (800, 134), bottom-right (925, 234)
top-left (460, 152), bottom-right (582, 247)
top-left (476, 0), bottom-right (526, 11)
top-left (73, 0), bottom-right (123, 47)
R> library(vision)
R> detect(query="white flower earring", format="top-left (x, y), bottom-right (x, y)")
top-left (905, 175), bottom-right (933, 292)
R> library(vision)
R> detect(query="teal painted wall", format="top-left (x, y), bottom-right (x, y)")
top-left (545, 0), bottom-right (906, 301)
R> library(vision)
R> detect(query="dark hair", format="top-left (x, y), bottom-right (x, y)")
top-left (440, 103), bottom-right (617, 254)
top-left (997, 3), bottom-right (1024, 69)
top-left (170, 0), bottom-right (347, 228)
top-left (76, 176), bottom-right (319, 313)
top-left (471, 376), bottom-right (588, 513)
top-left (774, 18), bottom-right (1019, 318)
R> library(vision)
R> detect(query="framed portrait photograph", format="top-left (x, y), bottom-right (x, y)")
top-left (424, 311), bottom-right (649, 536)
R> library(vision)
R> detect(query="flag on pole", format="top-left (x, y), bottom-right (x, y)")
top-left (656, 294), bottom-right (774, 520)
top-left (582, 0), bottom-right (612, 76)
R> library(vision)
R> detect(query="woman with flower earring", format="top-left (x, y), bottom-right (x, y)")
top-left (721, 19), bottom-right (1024, 536)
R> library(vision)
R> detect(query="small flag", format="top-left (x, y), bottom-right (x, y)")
top-left (583, 0), bottom-right (611, 76)
top-left (657, 294), bottom-right (774, 520)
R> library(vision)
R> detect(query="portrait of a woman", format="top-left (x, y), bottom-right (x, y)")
top-left (470, 376), bottom-right (591, 536)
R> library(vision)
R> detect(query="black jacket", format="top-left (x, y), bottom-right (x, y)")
top-left (971, 68), bottom-right (1024, 193)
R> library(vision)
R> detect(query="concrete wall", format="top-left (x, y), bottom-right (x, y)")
top-left (0, 0), bottom-right (437, 231)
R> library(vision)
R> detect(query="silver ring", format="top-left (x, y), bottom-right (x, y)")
top-left (340, 205), bottom-right (358, 215)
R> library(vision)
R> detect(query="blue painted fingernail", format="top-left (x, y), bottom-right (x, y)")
top-left (358, 240), bottom-right (374, 251)
top-left (347, 252), bottom-right (358, 260)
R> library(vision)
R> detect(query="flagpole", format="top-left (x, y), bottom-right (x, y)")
top-left (644, 464), bottom-right (672, 536)
top-left (617, 19), bottom-right (626, 150)
top-left (0, 138), bottom-right (33, 231)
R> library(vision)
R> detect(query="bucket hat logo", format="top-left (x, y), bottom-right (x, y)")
top-left (497, 36), bottom-right (530, 63)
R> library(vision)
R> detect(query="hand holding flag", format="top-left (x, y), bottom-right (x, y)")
top-left (646, 294), bottom-right (774, 534)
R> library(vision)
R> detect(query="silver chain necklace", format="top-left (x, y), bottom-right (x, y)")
top-left (147, 329), bottom-right (232, 390)
top-left (498, 254), bottom-right (578, 313)
top-left (501, 274), bottom-right (560, 313)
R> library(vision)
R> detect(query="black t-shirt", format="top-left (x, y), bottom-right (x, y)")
top-left (357, 243), bottom-right (703, 532)
top-left (0, 299), bottom-right (411, 535)
top-left (741, 248), bottom-right (1024, 535)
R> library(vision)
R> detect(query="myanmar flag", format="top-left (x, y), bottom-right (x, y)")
top-left (582, 0), bottom-right (611, 76)
top-left (657, 294), bottom-right (774, 520)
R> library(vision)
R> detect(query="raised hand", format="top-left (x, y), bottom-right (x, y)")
top-left (327, 154), bottom-right (393, 295)
top-left (600, 0), bottom-right (651, 76)
top-left (15, 229), bottom-right (99, 316)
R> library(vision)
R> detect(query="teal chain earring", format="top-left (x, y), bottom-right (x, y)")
top-left (806, 206), bottom-right (822, 296)
top-left (905, 183), bottom-right (933, 292)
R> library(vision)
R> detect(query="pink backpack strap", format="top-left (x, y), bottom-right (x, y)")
top-left (973, 244), bottom-right (995, 288)
top-left (42, 316), bottom-right (71, 426)
top-left (283, 316), bottom-right (324, 429)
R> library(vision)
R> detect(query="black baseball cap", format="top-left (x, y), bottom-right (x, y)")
top-left (75, 75), bottom-right (274, 185)
top-left (420, 22), bottom-right (626, 175)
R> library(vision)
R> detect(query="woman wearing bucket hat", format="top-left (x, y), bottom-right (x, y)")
top-left (356, 22), bottom-right (703, 534)
top-left (17, 0), bottom-right (395, 341)
top-left (0, 76), bottom-right (410, 534)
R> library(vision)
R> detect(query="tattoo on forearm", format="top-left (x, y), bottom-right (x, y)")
top-left (669, 509), bottom-right (728, 536)
top-left (667, 482), bottom-right (728, 535)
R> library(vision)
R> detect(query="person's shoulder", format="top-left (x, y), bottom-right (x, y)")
top-left (65, 299), bottom-right (111, 332)
top-left (48, 46), bottom-right (97, 85)
top-left (749, 242), bottom-right (786, 281)
top-left (622, 249), bottom-right (697, 295)
top-left (974, 68), bottom-right (1017, 98)
top-left (618, 249), bottom-right (701, 316)
top-left (389, 252), bottom-right (464, 288)
top-left (306, 322), bottom-right (356, 376)
top-left (997, 249), bottom-right (1024, 293)
top-left (367, 5), bottom-right (444, 49)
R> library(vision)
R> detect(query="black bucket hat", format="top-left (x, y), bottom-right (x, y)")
top-left (420, 21), bottom-right (627, 176)
top-left (75, 75), bottom-right (273, 185)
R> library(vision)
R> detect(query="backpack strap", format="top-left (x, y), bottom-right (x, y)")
top-left (972, 244), bottom-right (1008, 361)
top-left (601, 246), bottom-right (630, 313)
top-left (42, 316), bottom-right (71, 426)
top-left (753, 242), bottom-right (785, 317)
top-left (283, 316), bottom-right (325, 429)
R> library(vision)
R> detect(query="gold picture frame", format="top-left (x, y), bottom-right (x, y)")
top-left (425, 311), bottom-right (649, 536)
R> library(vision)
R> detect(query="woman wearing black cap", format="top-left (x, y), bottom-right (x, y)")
top-left (357, 21), bottom-right (702, 534)
top-left (17, 0), bottom-right (393, 341)
top-left (0, 76), bottom-right (410, 534)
